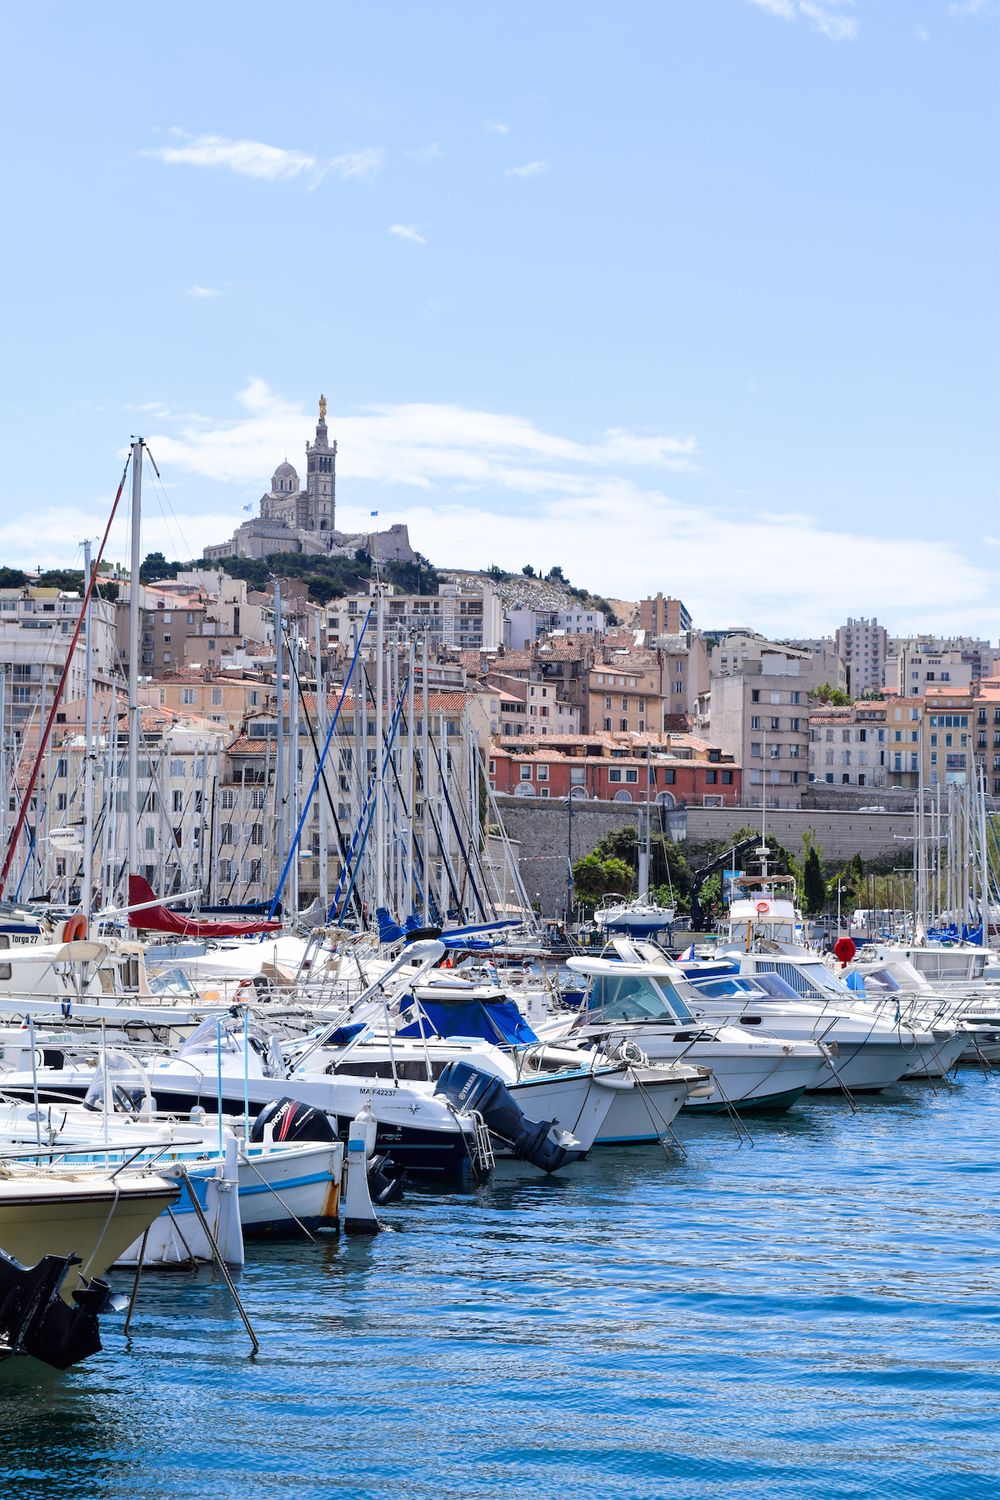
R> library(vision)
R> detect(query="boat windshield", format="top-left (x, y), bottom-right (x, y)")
top-left (690, 972), bottom-right (800, 1003)
top-left (148, 966), bottom-right (197, 996)
top-left (586, 972), bottom-right (692, 1023)
top-left (752, 959), bottom-right (847, 1001)
top-left (860, 966), bottom-right (903, 994)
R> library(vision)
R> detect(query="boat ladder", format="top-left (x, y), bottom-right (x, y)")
top-left (470, 1110), bottom-right (495, 1175)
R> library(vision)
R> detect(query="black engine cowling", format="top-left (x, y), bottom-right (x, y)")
top-left (433, 1060), bottom-right (585, 1174)
top-left (249, 1096), bottom-right (337, 1144)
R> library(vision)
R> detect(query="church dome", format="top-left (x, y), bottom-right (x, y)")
top-left (271, 460), bottom-right (299, 495)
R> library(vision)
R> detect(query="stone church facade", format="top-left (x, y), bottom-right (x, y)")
top-left (205, 396), bottom-right (414, 565)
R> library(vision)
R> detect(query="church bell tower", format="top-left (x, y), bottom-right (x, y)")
top-left (305, 393), bottom-right (337, 533)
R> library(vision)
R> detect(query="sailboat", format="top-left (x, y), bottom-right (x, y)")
top-left (594, 776), bottom-right (675, 936)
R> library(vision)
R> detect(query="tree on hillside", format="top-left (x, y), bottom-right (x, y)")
top-left (140, 551), bottom-right (189, 583)
top-left (0, 567), bottom-right (28, 589)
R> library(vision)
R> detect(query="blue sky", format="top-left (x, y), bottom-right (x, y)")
top-left (1, 0), bottom-right (997, 635)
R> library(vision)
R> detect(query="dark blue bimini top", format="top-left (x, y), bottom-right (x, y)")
top-left (397, 998), bottom-right (538, 1047)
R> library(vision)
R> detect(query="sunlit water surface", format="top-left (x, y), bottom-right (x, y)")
top-left (5, 1070), bottom-right (999, 1499)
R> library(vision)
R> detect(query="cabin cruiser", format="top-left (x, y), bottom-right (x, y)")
top-left (681, 958), bottom-right (964, 1085)
top-left (538, 953), bottom-right (828, 1113)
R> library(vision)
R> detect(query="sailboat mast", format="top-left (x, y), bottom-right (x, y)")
top-left (375, 587), bottom-right (385, 913)
top-left (126, 439), bottom-right (143, 897)
top-left (82, 539), bottom-right (95, 919)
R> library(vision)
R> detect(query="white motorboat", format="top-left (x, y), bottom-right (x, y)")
top-left (540, 954), bottom-right (827, 1113)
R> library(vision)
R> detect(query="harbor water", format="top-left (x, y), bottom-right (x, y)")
top-left (6, 1069), bottom-right (999, 1498)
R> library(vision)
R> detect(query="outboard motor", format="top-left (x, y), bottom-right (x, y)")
top-left (366, 1152), bottom-right (405, 1205)
top-left (0, 1249), bottom-right (115, 1370)
top-left (433, 1060), bottom-right (585, 1174)
top-left (250, 1097), bottom-right (337, 1144)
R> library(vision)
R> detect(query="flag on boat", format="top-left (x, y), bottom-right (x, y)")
top-left (680, 943), bottom-right (696, 960)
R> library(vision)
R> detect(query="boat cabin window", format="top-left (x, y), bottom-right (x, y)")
top-left (587, 973), bottom-right (692, 1023)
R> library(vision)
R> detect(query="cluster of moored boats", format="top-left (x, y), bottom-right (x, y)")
top-left (1, 867), bottom-right (998, 1369)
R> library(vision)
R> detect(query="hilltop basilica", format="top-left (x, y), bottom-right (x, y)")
top-left (204, 395), bottom-right (415, 565)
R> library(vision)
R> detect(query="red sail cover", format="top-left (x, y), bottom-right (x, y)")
top-left (128, 876), bottom-right (282, 937)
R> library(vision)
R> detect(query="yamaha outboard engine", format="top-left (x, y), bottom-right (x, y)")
top-left (250, 1097), bottom-right (337, 1144)
top-left (434, 1061), bottom-right (585, 1174)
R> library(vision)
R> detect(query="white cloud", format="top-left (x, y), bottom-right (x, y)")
top-left (134, 381), bottom-right (1000, 636)
top-left (0, 505), bottom-right (241, 575)
top-left (916, 23), bottom-right (930, 40)
top-left (389, 223), bottom-right (427, 246)
top-left (746, 0), bottom-right (858, 40)
top-left (504, 160), bottom-right (550, 178)
top-left (405, 143), bottom-right (443, 162)
top-left (483, 120), bottom-right (510, 135)
top-left (187, 285), bottom-right (222, 299)
top-left (144, 131), bottom-right (384, 185)
top-left (949, 0), bottom-right (990, 13)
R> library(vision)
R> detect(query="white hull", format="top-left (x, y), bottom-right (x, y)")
top-left (115, 1140), bottom-right (341, 1266)
top-left (592, 1073), bottom-right (690, 1142)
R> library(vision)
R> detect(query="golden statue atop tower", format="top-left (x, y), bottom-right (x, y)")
top-left (319, 393), bottom-right (327, 422)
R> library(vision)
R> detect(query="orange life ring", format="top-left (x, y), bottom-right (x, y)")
top-left (64, 914), bottom-right (88, 942)
top-left (755, 901), bottom-right (770, 914)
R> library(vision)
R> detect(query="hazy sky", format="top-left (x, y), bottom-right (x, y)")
top-left (2, 1), bottom-right (997, 635)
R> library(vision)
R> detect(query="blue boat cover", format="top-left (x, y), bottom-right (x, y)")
top-left (397, 999), bottom-right (538, 1046)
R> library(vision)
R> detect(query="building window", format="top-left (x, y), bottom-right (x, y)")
top-left (536, 765), bottom-right (548, 781)
top-left (519, 765), bottom-right (532, 781)
top-left (609, 768), bottom-right (622, 783)
top-left (751, 742), bottom-right (762, 757)
top-left (625, 769), bottom-right (638, 783)
top-left (706, 769), bottom-right (717, 784)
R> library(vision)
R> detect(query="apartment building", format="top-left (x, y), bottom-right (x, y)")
top-left (0, 586), bottom-right (119, 729)
top-left (886, 646), bottom-right (972, 696)
top-left (327, 581), bottom-right (503, 653)
top-left (809, 700), bottom-right (890, 788)
top-left (639, 594), bottom-right (692, 635)
top-left (835, 617), bottom-right (887, 695)
top-left (709, 647), bottom-right (818, 807)
top-left (489, 731), bottom-right (740, 806)
top-left (505, 605), bottom-right (606, 650)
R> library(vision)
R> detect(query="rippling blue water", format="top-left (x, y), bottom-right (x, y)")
top-left (6, 1069), bottom-right (999, 1499)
